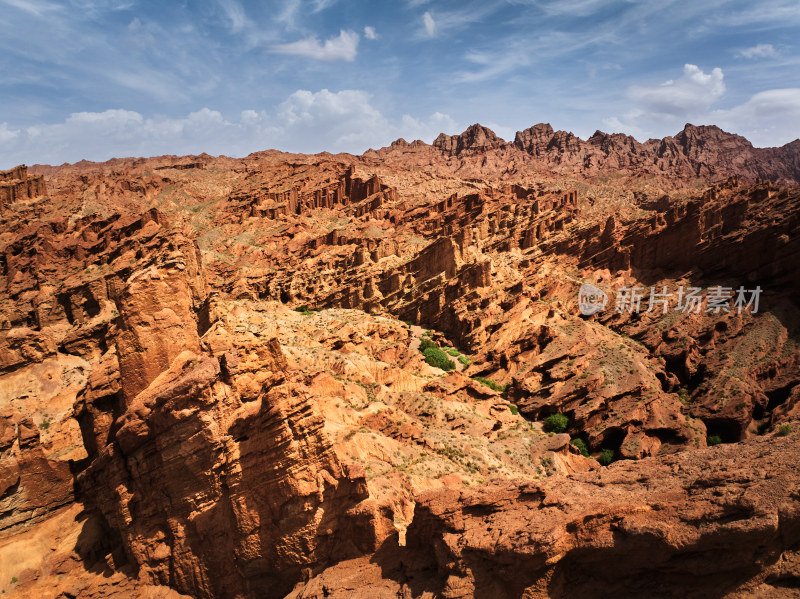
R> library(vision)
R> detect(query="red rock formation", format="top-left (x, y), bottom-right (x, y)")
top-left (433, 124), bottom-right (506, 156)
top-left (388, 122), bottom-right (800, 185)
top-left (78, 337), bottom-right (394, 599)
top-left (0, 165), bottom-right (46, 207)
top-left (1, 123), bottom-right (799, 599)
top-left (0, 410), bottom-right (74, 533)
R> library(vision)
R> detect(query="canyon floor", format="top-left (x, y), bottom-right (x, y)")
top-left (1, 123), bottom-right (800, 598)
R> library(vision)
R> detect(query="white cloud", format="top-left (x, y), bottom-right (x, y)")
top-left (606, 65), bottom-right (800, 147)
top-left (736, 44), bottom-right (778, 59)
top-left (0, 90), bottom-right (459, 167)
top-left (0, 123), bottom-right (20, 144)
top-left (270, 29), bottom-right (359, 61)
top-left (710, 88), bottom-right (800, 146)
top-left (364, 26), bottom-right (378, 40)
top-left (423, 11), bottom-right (436, 37)
top-left (628, 64), bottom-right (725, 116)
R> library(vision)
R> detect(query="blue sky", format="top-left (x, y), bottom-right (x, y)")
top-left (1, 0), bottom-right (799, 167)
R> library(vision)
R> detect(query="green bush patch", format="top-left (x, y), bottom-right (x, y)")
top-left (422, 347), bottom-right (456, 371)
top-left (597, 448), bottom-right (615, 466)
top-left (543, 413), bottom-right (569, 434)
top-left (707, 434), bottom-right (723, 446)
top-left (570, 438), bottom-right (589, 457)
top-left (419, 337), bottom-right (438, 353)
top-left (472, 377), bottom-right (508, 393)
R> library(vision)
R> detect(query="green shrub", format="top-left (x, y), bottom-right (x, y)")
top-left (294, 305), bottom-right (312, 315)
top-left (597, 448), bottom-right (615, 466)
top-left (11, 576), bottom-right (18, 584)
top-left (458, 355), bottom-right (471, 367)
top-left (571, 438), bottom-right (589, 457)
top-left (419, 337), bottom-right (438, 353)
top-left (446, 347), bottom-right (460, 357)
top-left (472, 377), bottom-right (507, 393)
top-left (707, 434), bottom-right (722, 446)
top-left (508, 404), bottom-right (519, 416)
top-left (778, 423), bottom-right (792, 436)
top-left (543, 413), bottom-right (569, 434)
top-left (422, 347), bottom-right (456, 371)
top-left (39, 419), bottom-right (50, 431)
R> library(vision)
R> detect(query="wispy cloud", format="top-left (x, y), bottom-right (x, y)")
top-left (0, 0), bottom-right (62, 18)
top-left (452, 27), bottom-right (617, 84)
top-left (509, 0), bottom-right (620, 17)
top-left (364, 25), bottom-right (378, 40)
top-left (713, 1), bottom-right (800, 28)
top-left (422, 11), bottom-right (435, 36)
top-left (270, 29), bottom-right (359, 61)
top-left (455, 43), bottom-right (531, 83)
top-left (312, 0), bottom-right (337, 12)
top-left (275, 0), bottom-right (301, 29)
top-left (736, 44), bottom-right (778, 59)
top-left (216, 0), bottom-right (248, 33)
top-left (419, 3), bottom-right (501, 38)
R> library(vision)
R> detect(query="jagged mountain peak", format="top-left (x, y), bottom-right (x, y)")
top-left (433, 123), bottom-right (506, 155)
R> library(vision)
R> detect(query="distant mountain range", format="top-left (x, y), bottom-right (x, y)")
top-left (376, 123), bottom-right (800, 185)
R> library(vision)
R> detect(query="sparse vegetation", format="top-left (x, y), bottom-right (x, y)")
top-left (446, 347), bottom-right (460, 357)
top-left (678, 388), bottom-right (690, 405)
top-left (294, 305), bottom-right (312, 315)
top-left (707, 434), bottom-right (723, 446)
top-left (458, 355), bottom-right (471, 367)
top-left (543, 413), bottom-right (569, 434)
top-left (508, 404), bottom-right (519, 416)
top-left (39, 418), bottom-right (50, 431)
top-left (422, 347), bottom-right (456, 371)
top-left (778, 423), bottom-right (792, 436)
